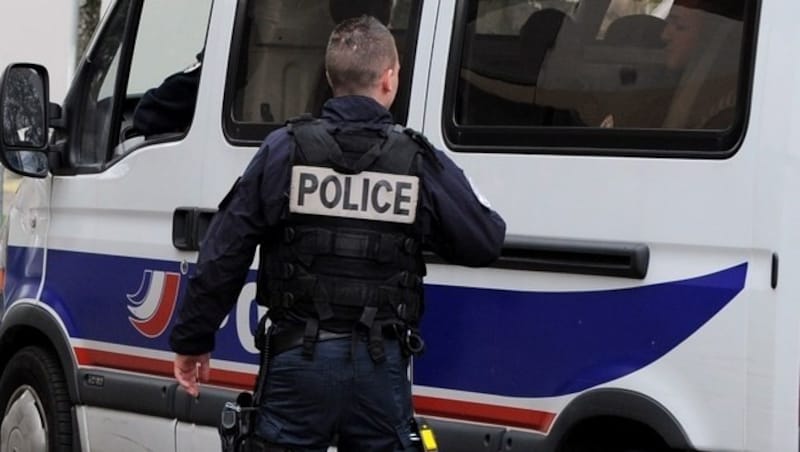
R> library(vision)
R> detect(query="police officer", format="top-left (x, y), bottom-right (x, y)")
top-left (169, 16), bottom-right (506, 452)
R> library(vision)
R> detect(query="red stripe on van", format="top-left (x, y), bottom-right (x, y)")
top-left (413, 395), bottom-right (556, 432)
top-left (73, 347), bottom-right (256, 389)
top-left (74, 347), bottom-right (555, 431)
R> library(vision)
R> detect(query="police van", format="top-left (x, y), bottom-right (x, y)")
top-left (0, 0), bottom-right (787, 450)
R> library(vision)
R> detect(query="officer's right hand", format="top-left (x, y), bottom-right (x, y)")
top-left (174, 353), bottom-right (211, 397)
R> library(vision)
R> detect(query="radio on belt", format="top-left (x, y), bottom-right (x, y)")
top-left (290, 165), bottom-right (420, 224)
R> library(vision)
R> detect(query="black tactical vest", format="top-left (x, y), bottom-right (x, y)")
top-left (259, 117), bottom-right (434, 362)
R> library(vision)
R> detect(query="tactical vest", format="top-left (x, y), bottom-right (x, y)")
top-left (259, 117), bottom-right (435, 362)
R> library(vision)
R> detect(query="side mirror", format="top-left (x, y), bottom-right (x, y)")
top-left (0, 64), bottom-right (51, 178)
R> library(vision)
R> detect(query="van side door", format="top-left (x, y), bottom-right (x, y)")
top-left (418, 1), bottom-right (756, 450)
top-left (40, 0), bottom-right (212, 448)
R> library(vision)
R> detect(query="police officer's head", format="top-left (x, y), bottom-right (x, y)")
top-left (325, 15), bottom-right (399, 109)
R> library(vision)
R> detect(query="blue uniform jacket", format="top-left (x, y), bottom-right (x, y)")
top-left (132, 53), bottom-right (203, 136)
top-left (169, 96), bottom-right (506, 355)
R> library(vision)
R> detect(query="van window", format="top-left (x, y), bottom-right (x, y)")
top-left (70, 0), bottom-right (212, 170)
top-left (446, 0), bottom-right (751, 154)
top-left (223, 0), bottom-right (423, 144)
top-left (74, 0), bottom-right (131, 167)
top-left (126, 1), bottom-right (211, 100)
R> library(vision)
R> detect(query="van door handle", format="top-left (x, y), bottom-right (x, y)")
top-left (425, 236), bottom-right (649, 279)
top-left (172, 207), bottom-right (217, 251)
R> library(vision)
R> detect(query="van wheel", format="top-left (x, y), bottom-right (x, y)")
top-left (0, 346), bottom-right (73, 451)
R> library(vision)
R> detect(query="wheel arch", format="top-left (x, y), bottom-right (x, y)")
top-left (0, 302), bottom-right (80, 404)
top-left (547, 388), bottom-right (694, 450)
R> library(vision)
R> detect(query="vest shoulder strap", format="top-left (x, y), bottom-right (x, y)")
top-left (387, 124), bottom-right (443, 171)
top-left (290, 119), bottom-right (389, 174)
top-left (290, 120), bottom-right (432, 176)
top-left (287, 117), bottom-right (345, 167)
top-left (286, 113), bottom-right (315, 125)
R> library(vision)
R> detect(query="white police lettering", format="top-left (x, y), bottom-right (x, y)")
top-left (290, 166), bottom-right (419, 223)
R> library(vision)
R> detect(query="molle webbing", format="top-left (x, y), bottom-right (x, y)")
top-left (268, 270), bottom-right (422, 318)
top-left (283, 226), bottom-right (419, 264)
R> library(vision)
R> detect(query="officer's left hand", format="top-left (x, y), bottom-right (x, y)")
top-left (174, 353), bottom-right (211, 397)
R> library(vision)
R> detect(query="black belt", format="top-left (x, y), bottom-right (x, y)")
top-left (269, 328), bottom-right (349, 357)
top-left (268, 326), bottom-right (400, 357)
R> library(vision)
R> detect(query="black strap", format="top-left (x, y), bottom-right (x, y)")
top-left (312, 281), bottom-right (335, 320)
top-left (368, 321), bottom-right (386, 363)
top-left (252, 316), bottom-right (273, 404)
top-left (388, 124), bottom-right (444, 170)
top-left (358, 288), bottom-right (387, 363)
top-left (302, 318), bottom-right (319, 358)
top-left (359, 305), bottom-right (378, 328)
top-left (300, 281), bottom-right (336, 358)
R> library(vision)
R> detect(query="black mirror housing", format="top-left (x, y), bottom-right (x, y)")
top-left (0, 63), bottom-right (51, 178)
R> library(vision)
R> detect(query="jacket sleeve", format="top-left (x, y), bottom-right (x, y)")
top-left (420, 149), bottom-right (506, 267)
top-left (168, 132), bottom-right (291, 355)
top-left (132, 61), bottom-right (202, 136)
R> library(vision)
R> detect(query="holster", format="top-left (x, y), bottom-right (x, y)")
top-left (219, 394), bottom-right (293, 452)
top-left (219, 393), bottom-right (256, 452)
top-left (220, 316), bottom-right (274, 452)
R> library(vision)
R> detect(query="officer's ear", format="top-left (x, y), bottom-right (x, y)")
top-left (379, 65), bottom-right (397, 96)
top-left (379, 69), bottom-right (391, 94)
top-left (374, 70), bottom-right (392, 109)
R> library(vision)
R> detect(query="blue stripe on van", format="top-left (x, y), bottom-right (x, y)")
top-left (5, 247), bottom-right (746, 399)
top-left (414, 263), bottom-right (747, 398)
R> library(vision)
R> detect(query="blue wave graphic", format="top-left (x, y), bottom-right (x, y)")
top-left (414, 263), bottom-right (747, 398)
top-left (6, 247), bottom-right (747, 397)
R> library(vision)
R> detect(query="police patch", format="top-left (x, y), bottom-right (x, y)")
top-left (290, 166), bottom-right (419, 224)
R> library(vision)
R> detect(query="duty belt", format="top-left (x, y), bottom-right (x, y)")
top-left (268, 324), bottom-right (424, 358)
top-left (269, 327), bottom-right (423, 357)
top-left (269, 328), bottom-right (352, 357)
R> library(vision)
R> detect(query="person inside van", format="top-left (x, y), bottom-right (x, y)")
top-left (131, 51), bottom-right (203, 137)
top-left (659, 0), bottom-right (744, 129)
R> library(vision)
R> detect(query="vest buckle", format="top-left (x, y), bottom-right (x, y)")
top-left (402, 237), bottom-right (418, 254)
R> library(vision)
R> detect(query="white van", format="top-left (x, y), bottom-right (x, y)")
top-left (0, 0), bottom-right (789, 451)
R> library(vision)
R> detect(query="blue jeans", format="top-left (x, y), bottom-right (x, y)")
top-left (255, 337), bottom-right (416, 452)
